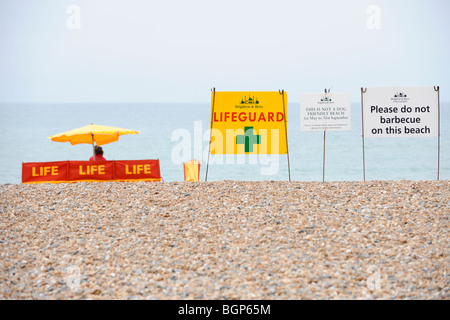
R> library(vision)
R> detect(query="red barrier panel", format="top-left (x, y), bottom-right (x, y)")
top-left (69, 161), bottom-right (115, 182)
top-left (22, 160), bottom-right (161, 183)
top-left (22, 161), bottom-right (69, 183)
top-left (115, 159), bottom-right (161, 182)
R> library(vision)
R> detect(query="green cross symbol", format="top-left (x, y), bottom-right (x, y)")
top-left (236, 127), bottom-right (261, 153)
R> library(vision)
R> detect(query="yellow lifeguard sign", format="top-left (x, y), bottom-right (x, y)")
top-left (205, 89), bottom-right (291, 182)
top-left (209, 90), bottom-right (288, 154)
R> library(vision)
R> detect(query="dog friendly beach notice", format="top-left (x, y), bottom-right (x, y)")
top-left (362, 87), bottom-right (439, 138)
top-left (300, 92), bottom-right (351, 131)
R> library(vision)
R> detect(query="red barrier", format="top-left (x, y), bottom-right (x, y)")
top-left (69, 161), bottom-right (115, 182)
top-left (115, 159), bottom-right (161, 182)
top-left (22, 161), bottom-right (69, 184)
top-left (22, 160), bottom-right (161, 184)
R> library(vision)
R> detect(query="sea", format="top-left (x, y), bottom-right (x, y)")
top-left (0, 102), bottom-right (448, 184)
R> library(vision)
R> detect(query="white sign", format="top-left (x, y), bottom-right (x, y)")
top-left (300, 92), bottom-right (351, 131)
top-left (362, 87), bottom-right (439, 138)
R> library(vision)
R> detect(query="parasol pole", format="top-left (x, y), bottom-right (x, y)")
top-left (91, 133), bottom-right (96, 160)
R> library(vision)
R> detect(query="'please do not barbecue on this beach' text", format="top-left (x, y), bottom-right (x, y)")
top-left (365, 104), bottom-right (437, 137)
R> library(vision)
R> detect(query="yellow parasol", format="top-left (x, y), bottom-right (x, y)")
top-left (48, 124), bottom-right (140, 160)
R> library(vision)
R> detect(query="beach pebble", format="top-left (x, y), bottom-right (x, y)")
top-left (0, 180), bottom-right (448, 299)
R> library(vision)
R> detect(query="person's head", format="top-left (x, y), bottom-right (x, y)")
top-left (94, 146), bottom-right (104, 156)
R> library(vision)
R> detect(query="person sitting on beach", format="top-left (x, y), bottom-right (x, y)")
top-left (90, 146), bottom-right (107, 161)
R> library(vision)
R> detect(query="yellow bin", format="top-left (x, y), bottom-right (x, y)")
top-left (184, 160), bottom-right (201, 182)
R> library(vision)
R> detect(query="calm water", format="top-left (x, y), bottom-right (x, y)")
top-left (0, 102), bottom-right (448, 184)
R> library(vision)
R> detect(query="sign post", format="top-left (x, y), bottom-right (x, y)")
top-left (300, 90), bottom-right (351, 182)
top-left (435, 86), bottom-right (440, 181)
top-left (361, 88), bottom-right (367, 182)
top-left (280, 89), bottom-right (291, 181)
top-left (205, 87), bottom-right (216, 182)
top-left (323, 130), bottom-right (326, 183)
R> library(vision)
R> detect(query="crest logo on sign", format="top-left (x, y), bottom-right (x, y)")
top-left (391, 91), bottom-right (410, 102)
top-left (239, 95), bottom-right (260, 105)
top-left (319, 88), bottom-right (333, 104)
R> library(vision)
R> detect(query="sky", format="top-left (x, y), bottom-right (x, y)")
top-left (0, 0), bottom-right (449, 103)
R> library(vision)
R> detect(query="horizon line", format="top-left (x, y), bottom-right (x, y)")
top-left (3, 100), bottom-right (448, 105)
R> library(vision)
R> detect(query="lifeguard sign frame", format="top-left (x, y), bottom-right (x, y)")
top-left (205, 88), bottom-right (291, 181)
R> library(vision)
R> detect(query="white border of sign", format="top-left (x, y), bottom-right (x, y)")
top-left (300, 91), bottom-right (351, 182)
top-left (361, 86), bottom-right (441, 181)
top-left (362, 87), bottom-right (438, 138)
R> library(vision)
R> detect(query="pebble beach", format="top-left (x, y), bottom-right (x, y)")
top-left (0, 180), bottom-right (449, 300)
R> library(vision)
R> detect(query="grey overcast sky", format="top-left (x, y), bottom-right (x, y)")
top-left (0, 0), bottom-right (449, 103)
